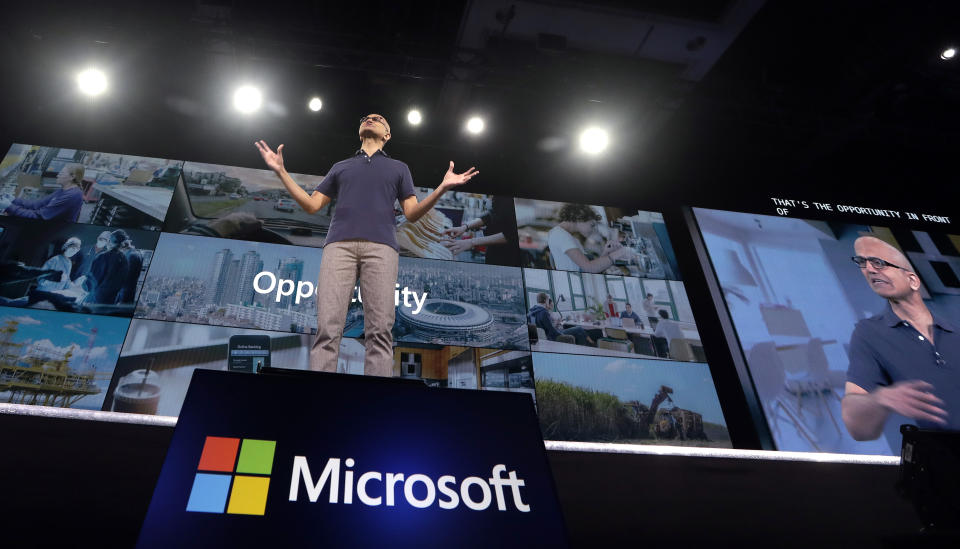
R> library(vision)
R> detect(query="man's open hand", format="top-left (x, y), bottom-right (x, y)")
top-left (440, 161), bottom-right (478, 189)
top-left (255, 140), bottom-right (285, 173)
top-left (876, 380), bottom-right (948, 424)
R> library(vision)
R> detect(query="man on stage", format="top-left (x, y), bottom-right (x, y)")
top-left (256, 113), bottom-right (477, 376)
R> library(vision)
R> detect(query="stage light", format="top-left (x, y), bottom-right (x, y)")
top-left (76, 68), bottom-right (107, 97)
top-left (941, 47), bottom-right (956, 60)
top-left (407, 109), bottom-right (422, 125)
top-left (233, 85), bottom-right (262, 113)
top-left (308, 97), bottom-right (322, 111)
top-left (579, 127), bottom-right (609, 154)
top-left (466, 116), bottom-right (485, 134)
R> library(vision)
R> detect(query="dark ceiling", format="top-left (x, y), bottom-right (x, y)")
top-left (1, 0), bottom-right (958, 212)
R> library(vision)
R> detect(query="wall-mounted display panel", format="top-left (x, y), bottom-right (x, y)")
top-left (693, 207), bottom-right (960, 455)
top-left (515, 198), bottom-right (678, 279)
top-left (1, 144), bottom-right (182, 230)
top-left (532, 352), bottom-right (730, 447)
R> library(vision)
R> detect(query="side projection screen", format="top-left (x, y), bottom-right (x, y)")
top-left (693, 207), bottom-right (960, 455)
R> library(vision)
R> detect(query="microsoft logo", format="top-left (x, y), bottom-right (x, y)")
top-left (186, 436), bottom-right (277, 516)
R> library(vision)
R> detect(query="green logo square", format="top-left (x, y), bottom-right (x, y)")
top-left (235, 439), bottom-right (276, 475)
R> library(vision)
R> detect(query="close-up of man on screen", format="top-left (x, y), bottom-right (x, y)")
top-left (255, 114), bottom-right (477, 376)
top-left (841, 235), bottom-right (959, 441)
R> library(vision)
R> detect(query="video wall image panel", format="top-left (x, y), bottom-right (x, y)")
top-left (337, 339), bottom-right (534, 395)
top-left (167, 162), bottom-right (328, 247)
top-left (694, 207), bottom-right (960, 455)
top-left (343, 256), bottom-right (529, 350)
top-left (523, 268), bottom-right (702, 361)
top-left (108, 321), bottom-right (536, 418)
top-left (532, 352), bottom-right (730, 447)
top-left (397, 189), bottom-right (519, 266)
top-left (0, 217), bottom-right (160, 317)
top-left (134, 233), bottom-right (322, 334)
top-left (167, 164), bottom-right (523, 266)
top-left (106, 319), bottom-right (314, 416)
top-left (515, 198), bottom-right (678, 279)
top-left (0, 306), bottom-right (130, 411)
top-left (0, 143), bottom-right (182, 230)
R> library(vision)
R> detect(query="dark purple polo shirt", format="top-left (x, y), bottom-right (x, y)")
top-left (315, 149), bottom-right (415, 250)
top-left (847, 303), bottom-right (960, 433)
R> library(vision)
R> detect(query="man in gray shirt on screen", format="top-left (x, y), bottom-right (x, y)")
top-left (256, 113), bottom-right (477, 376)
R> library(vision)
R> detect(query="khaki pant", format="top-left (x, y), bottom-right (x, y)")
top-left (310, 239), bottom-right (398, 376)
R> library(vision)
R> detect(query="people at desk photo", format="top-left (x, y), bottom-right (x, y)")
top-left (527, 292), bottom-right (595, 346)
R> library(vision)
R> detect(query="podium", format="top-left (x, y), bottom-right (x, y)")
top-left (136, 369), bottom-right (567, 548)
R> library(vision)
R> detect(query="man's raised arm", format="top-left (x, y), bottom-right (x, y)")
top-left (255, 140), bottom-right (331, 214)
top-left (402, 161), bottom-right (477, 223)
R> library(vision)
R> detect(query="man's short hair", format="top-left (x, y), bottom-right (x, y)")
top-left (625, 302), bottom-right (632, 307)
top-left (537, 292), bottom-right (550, 304)
top-left (658, 309), bottom-right (669, 319)
top-left (66, 164), bottom-right (85, 184)
top-left (854, 235), bottom-right (912, 270)
top-left (556, 203), bottom-right (601, 223)
top-left (646, 293), bottom-right (653, 298)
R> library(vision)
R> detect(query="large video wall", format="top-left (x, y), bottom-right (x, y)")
top-left (0, 143), bottom-right (729, 449)
top-left (693, 208), bottom-right (960, 455)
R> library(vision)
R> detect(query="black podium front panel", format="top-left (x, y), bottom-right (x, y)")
top-left (136, 369), bottom-right (567, 548)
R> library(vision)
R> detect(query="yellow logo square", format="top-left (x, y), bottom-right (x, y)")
top-left (226, 475), bottom-right (271, 515)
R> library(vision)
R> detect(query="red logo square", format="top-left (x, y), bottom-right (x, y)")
top-left (197, 436), bottom-right (240, 472)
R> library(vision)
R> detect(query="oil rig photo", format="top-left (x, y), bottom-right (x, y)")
top-left (0, 319), bottom-right (103, 407)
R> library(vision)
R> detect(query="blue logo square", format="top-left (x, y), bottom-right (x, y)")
top-left (186, 473), bottom-right (232, 513)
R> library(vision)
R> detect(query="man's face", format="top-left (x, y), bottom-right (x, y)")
top-left (96, 232), bottom-right (110, 250)
top-left (854, 238), bottom-right (917, 300)
top-left (359, 113), bottom-right (390, 142)
top-left (56, 166), bottom-right (75, 187)
top-left (625, 304), bottom-right (632, 313)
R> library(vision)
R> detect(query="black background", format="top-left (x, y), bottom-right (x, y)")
top-left (2, 1), bottom-right (958, 545)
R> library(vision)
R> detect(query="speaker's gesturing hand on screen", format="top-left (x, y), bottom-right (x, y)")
top-left (876, 380), bottom-right (948, 424)
top-left (255, 140), bottom-right (286, 173)
top-left (440, 161), bottom-right (478, 190)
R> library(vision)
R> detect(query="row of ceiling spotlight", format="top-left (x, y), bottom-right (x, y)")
top-left (76, 70), bottom-right (613, 154)
top-left (236, 86), bottom-right (610, 152)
